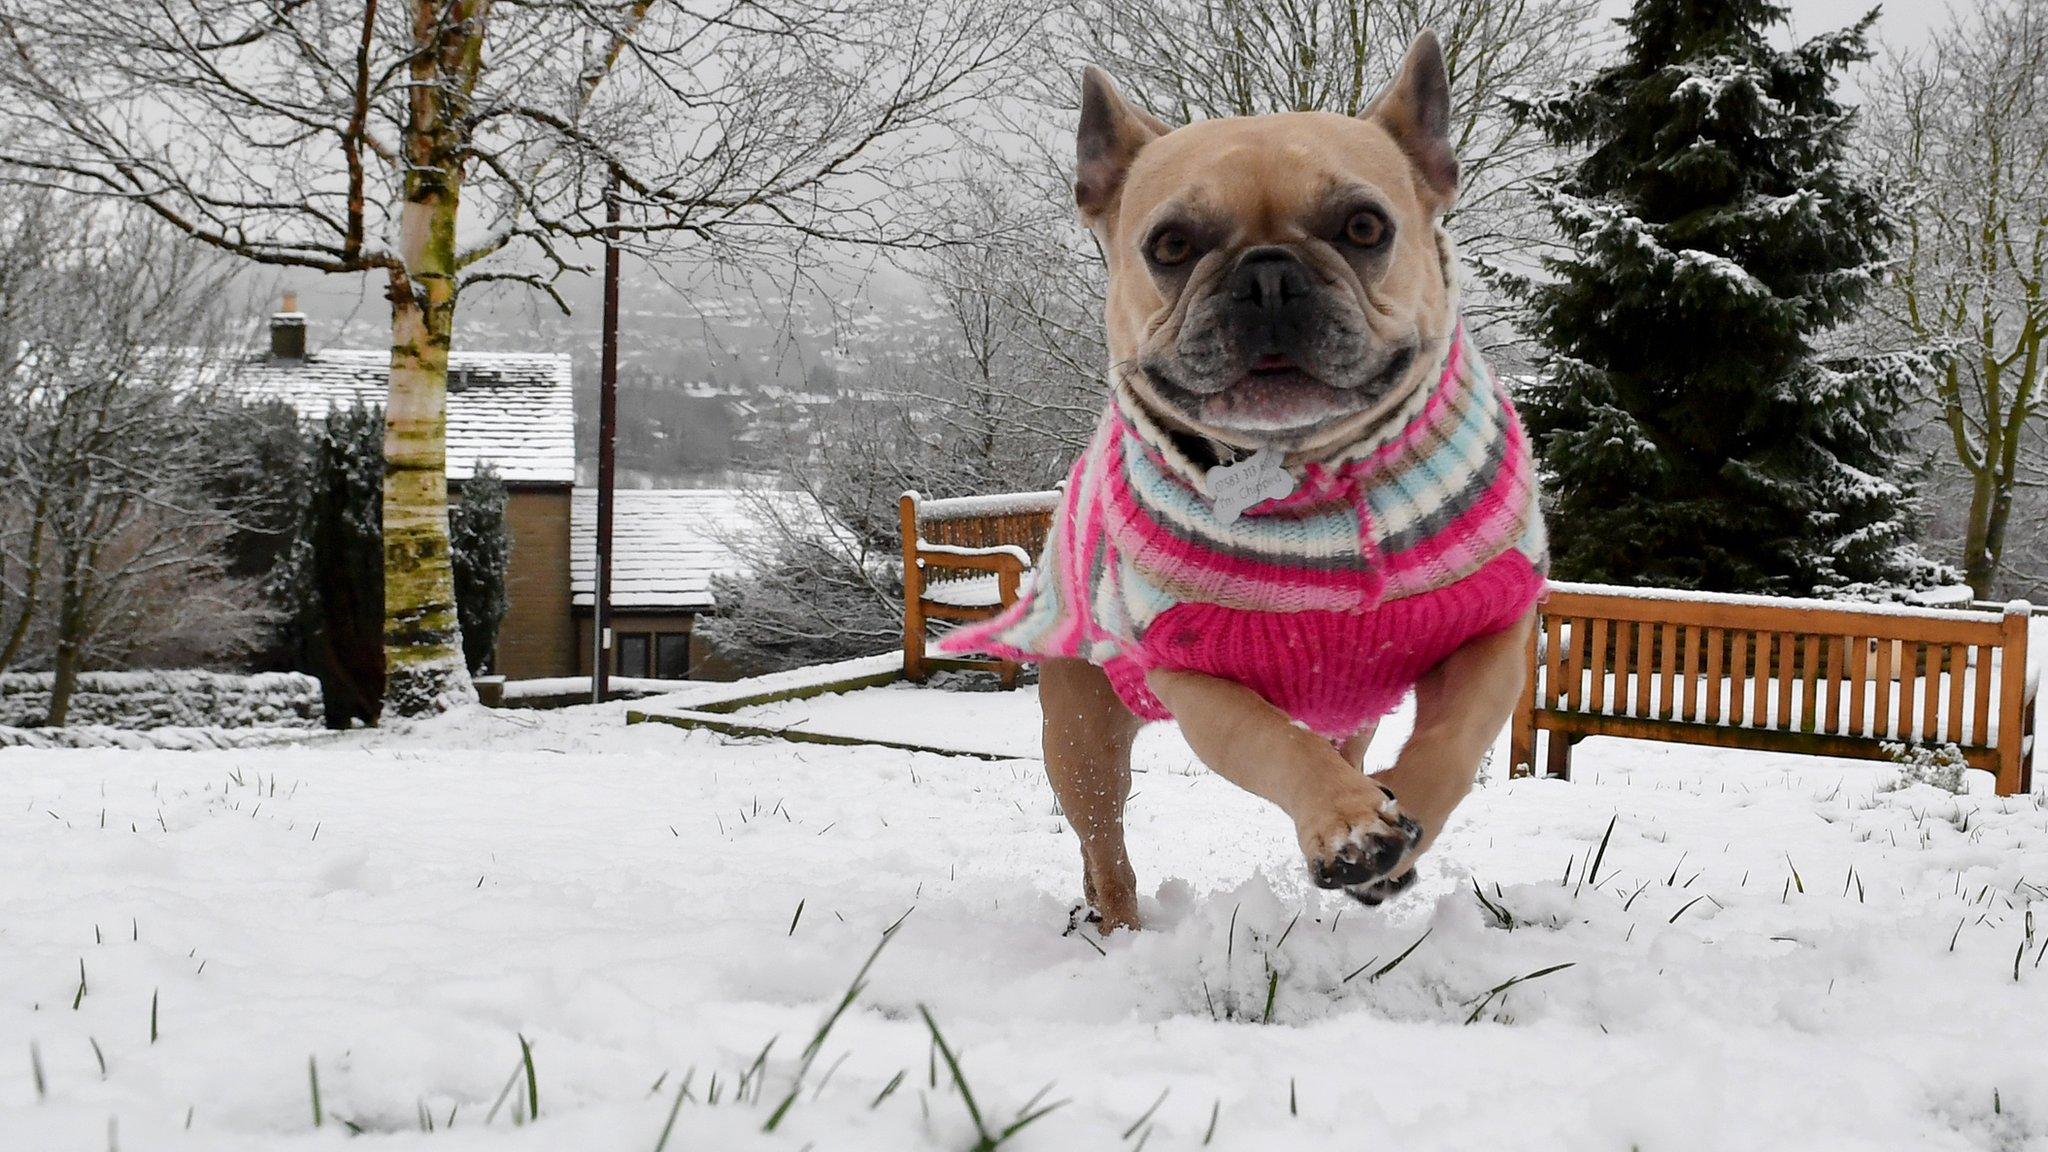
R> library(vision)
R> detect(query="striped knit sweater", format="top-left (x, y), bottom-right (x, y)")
top-left (939, 322), bottom-right (1548, 739)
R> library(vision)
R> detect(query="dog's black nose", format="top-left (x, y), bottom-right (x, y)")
top-left (1229, 247), bottom-right (1311, 315)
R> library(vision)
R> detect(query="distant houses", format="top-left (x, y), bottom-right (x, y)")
top-left (233, 301), bottom-right (793, 682)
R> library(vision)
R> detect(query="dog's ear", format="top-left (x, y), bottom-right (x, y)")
top-left (1363, 31), bottom-right (1458, 210)
top-left (1076, 66), bottom-right (1170, 224)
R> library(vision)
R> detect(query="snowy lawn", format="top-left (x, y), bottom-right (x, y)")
top-left (5, 688), bottom-right (2048, 1150)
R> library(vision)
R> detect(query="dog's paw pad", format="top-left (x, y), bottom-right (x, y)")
top-left (1305, 805), bottom-right (1425, 890)
top-left (1346, 866), bottom-right (1418, 907)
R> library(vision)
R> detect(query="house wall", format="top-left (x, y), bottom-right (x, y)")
top-left (575, 611), bottom-right (702, 678)
top-left (495, 486), bottom-right (575, 679)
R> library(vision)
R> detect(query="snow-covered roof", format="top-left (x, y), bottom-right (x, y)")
top-left (570, 488), bottom-right (842, 613)
top-left (231, 350), bottom-right (576, 485)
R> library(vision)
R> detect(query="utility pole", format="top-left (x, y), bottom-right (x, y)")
top-left (593, 173), bottom-right (620, 704)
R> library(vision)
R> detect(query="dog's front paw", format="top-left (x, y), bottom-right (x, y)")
top-left (1298, 783), bottom-right (1424, 895)
top-left (1345, 866), bottom-right (1418, 907)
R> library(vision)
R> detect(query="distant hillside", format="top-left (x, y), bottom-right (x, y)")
top-left (237, 258), bottom-right (941, 486)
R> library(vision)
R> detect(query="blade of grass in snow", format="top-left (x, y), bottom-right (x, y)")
top-left (1473, 879), bottom-right (1516, 930)
top-left (869, 1070), bottom-right (906, 1110)
top-left (1587, 815), bottom-right (1618, 889)
top-left (651, 1072), bottom-right (691, 1152)
top-left (1463, 962), bottom-right (1577, 1025)
top-left (919, 1004), bottom-right (1064, 1150)
top-left (1274, 912), bottom-right (1301, 952)
top-left (1122, 1088), bottom-right (1168, 1140)
top-left (309, 1056), bottom-right (322, 1128)
top-left (1359, 927), bottom-right (1433, 983)
top-left (518, 1033), bottom-right (539, 1121)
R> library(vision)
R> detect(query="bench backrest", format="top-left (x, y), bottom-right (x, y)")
top-left (902, 490), bottom-right (1058, 584)
top-left (1534, 582), bottom-right (2033, 751)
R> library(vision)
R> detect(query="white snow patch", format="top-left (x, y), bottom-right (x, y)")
top-left (4, 691), bottom-right (2046, 1149)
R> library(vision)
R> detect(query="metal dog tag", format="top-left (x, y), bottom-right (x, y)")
top-left (1206, 447), bottom-right (1296, 524)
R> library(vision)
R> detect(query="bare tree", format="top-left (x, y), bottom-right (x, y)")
top-left (0, 0), bottom-right (1042, 712)
top-left (1007, 0), bottom-right (1600, 331)
top-left (1865, 0), bottom-right (2048, 599)
top-left (898, 169), bottom-right (1102, 493)
top-left (0, 200), bottom-right (270, 723)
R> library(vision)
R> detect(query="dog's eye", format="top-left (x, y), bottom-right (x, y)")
top-left (1148, 229), bottom-right (1193, 267)
top-left (1343, 210), bottom-right (1390, 249)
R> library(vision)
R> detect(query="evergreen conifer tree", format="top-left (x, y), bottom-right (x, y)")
top-left (1511, 0), bottom-right (1942, 593)
top-left (449, 468), bottom-right (511, 677)
top-left (285, 405), bottom-right (386, 728)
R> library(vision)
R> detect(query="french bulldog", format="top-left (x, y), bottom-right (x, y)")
top-left (950, 31), bottom-right (1544, 931)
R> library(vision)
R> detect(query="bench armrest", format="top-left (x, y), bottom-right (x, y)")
top-left (915, 541), bottom-right (1033, 571)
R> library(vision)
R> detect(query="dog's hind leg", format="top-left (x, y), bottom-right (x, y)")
top-left (1040, 658), bottom-right (1145, 932)
top-left (1338, 725), bottom-right (1379, 770)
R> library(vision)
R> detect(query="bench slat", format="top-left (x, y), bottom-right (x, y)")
top-left (1946, 644), bottom-right (1967, 745)
top-left (1771, 633), bottom-right (1792, 730)
top-left (1658, 623), bottom-right (1678, 720)
top-left (1849, 635), bottom-right (1870, 737)
top-left (1821, 635), bottom-right (1844, 735)
top-left (1543, 614), bottom-right (1564, 709)
top-left (1873, 639), bottom-right (1895, 740)
top-left (1730, 631), bottom-right (1751, 726)
top-left (1680, 626), bottom-right (1700, 721)
top-left (1705, 628), bottom-right (1725, 724)
top-left (1634, 622), bottom-right (1653, 719)
top-left (1572, 614), bottom-right (1589, 705)
top-left (1974, 643), bottom-right (1994, 746)
top-left (1801, 634), bottom-right (1822, 734)
top-left (1918, 643), bottom-right (1939, 745)
top-left (1588, 618), bottom-right (1611, 714)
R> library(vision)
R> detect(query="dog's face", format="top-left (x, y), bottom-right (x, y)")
top-left (1077, 33), bottom-right (1460, 453)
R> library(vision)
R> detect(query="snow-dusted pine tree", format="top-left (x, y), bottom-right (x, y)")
top-left (1510, 0), bottom-right (1943, 594)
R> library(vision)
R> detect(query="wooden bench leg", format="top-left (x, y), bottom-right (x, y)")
top-left (904, 609), bottom-right (927, 683)
top-left (1996, 737), bottom-right (2030, 797)
top-left (1509, 710), bottom-right (1535, 779)
top-left (1545, 731), bottom-right (1573, 781)
top-left (998, 659), bottom-right (1019, 691)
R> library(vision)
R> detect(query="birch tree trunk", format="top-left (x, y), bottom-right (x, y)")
top-left (380, 0), bottom-right (482, 716)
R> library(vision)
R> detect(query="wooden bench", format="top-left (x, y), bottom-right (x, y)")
top-left (1511, 582), bottom-right (2040, 795)
top-left (898, 489), bottom-right (1059, 688)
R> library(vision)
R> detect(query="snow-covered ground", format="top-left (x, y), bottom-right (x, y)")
top-left (5, 686), bottom-right (2046, 1150)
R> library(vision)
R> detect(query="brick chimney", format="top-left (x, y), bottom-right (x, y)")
top-left (270, 291), bottom-right (307, 360)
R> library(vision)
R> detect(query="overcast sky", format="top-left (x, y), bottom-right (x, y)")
top-left (1595, 0), bottom-right (1941, 50)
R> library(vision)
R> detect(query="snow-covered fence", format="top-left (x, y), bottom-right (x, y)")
top-left (0, 671), bottom-right (323, 730)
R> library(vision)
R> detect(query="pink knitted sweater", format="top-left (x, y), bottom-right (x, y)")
top-left (939, 323), bottom-right (1548, 739)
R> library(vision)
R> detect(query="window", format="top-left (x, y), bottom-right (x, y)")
top-left (616, 633), bottom-right (650, 678)
top-left (656, 633), bottom-right (691, 680)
